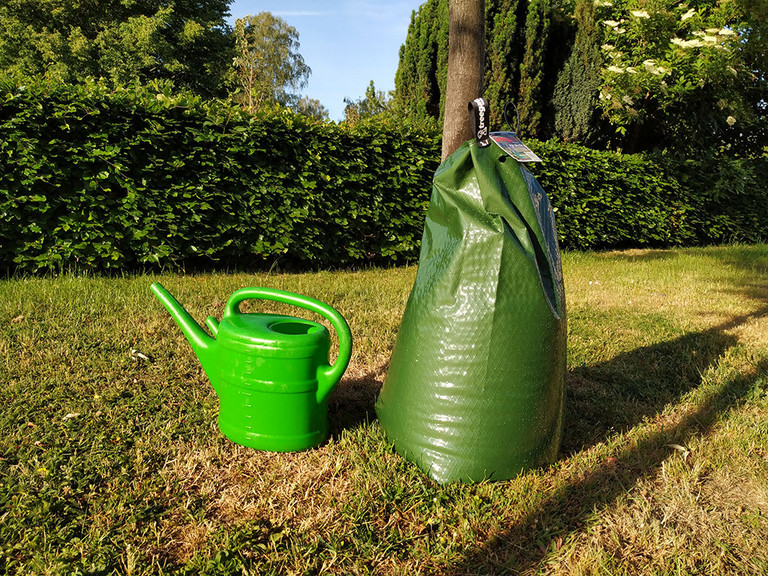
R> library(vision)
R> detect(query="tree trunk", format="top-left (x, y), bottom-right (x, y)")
top-left (441, 0), bottom-right (485, 160)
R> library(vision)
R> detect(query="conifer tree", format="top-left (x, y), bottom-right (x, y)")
top-left (552, 0), bottom-right (602, 143)
top-left (393, 12), bottom-right (420, 115)
top-left (484, 0), bottom-right (528, 130)
top-left (393, 0), bottom-right (448, 121)
top-left (517, 0), bottom-right (551, 137)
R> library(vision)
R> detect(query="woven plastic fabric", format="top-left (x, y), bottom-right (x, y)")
top-left (375, 137), bottom-right (566, 483)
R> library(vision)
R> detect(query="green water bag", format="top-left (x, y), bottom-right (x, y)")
top-left (376, 119), bottom-right (567, 483)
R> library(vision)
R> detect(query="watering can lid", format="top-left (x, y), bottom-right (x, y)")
top-left (218, 312), bottom-right (330, 353)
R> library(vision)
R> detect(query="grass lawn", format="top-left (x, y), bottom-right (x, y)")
top-left (1, 245), bottom-right (767, 575)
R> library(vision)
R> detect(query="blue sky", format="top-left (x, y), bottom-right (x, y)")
top-left (227, 1), bottom-right (423, 121)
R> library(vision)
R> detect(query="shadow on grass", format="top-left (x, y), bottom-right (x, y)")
top-left (326, 305), bottom-right (767, 452)
top-left (564, 315), bottom-right (742, 454)
top-left (328, 363), bottom-right (388, 435)
top-left (444, 308), bottom-right (767, 575)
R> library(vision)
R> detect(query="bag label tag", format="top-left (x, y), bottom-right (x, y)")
top-left (490, 131), bottom-right (543, 163)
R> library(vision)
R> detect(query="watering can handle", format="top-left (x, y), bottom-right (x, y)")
top-left (224, 287), bottom-right (352, 403)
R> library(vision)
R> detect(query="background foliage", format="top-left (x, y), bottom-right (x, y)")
top-left (393, 0), bottom-right (767, 154)
top-left (232, 13), bottom-right (310, 113)
top-left (1, 81), bottom-right (765, 274)
top-left (2, 1), bottom-right (763, 155)
top-left (0, 0), bottom-right (233, 97)
top-left (528, 140), bottom-right (768, 249)
top-left (0, 81), bottom-right (439, 273)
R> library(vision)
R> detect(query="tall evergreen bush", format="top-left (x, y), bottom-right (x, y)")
top-left (517, 0), bottom-right (551, 138)
top-left (552, 0), bottom-right (603, 144)
top-left (483, 0), bottom-right (527, 129)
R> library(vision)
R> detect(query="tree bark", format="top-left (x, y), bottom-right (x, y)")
top-left (441, 0), bottom-right (485, 160)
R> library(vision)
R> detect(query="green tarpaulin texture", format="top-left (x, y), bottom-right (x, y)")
top-left (375, 135), bottom-right (567, 483)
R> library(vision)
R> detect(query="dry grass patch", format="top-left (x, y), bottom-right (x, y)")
top-left (1, 245), bottom-right (766, 575)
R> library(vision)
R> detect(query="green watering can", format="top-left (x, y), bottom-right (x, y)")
top-left (150, 283), bottom-right (352, 452)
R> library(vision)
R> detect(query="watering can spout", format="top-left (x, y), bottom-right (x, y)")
top-left (150, 282), bottom-right (218, 389)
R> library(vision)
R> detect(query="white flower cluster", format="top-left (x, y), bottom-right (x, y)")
top-left (603, 19), bottom-right (626, 34)
top-left (671, 37), bottom-right (704, 48)
top-left (681, 8), bottom-right (696, 21)
top-left (604, 59), bottom-right (668, 77)
top-left (671, 27), bottom-right (736, 50)
top-left (642, 59), bottom-right (669, 76)
top-left (602, 53), bottom-right (670, 76)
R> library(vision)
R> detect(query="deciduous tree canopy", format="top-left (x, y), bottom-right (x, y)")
top-left (0, 0), bottom-right (234, 96)
top-left (233, 13), bottom-right (311, 112)
top-left (344, 81), bottom-right (392, 124)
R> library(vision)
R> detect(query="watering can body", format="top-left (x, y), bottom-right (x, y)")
top-left (151, 283), bottom-right (352, 452)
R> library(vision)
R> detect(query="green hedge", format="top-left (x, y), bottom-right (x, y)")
top-left (0, 81), bottom-right (440, 273)
top-left (529, 141), bottom-right (768, 250)
top-left (1, 81), bottom-right (766, 274)
top-left (528, 142), bottom-right (693, 250)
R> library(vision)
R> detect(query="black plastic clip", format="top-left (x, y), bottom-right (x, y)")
top-left (468, 97), bottom-right (491, 148)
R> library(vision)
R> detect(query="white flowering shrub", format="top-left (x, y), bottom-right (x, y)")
top-left (594, 0), bottom-right (751, 143)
